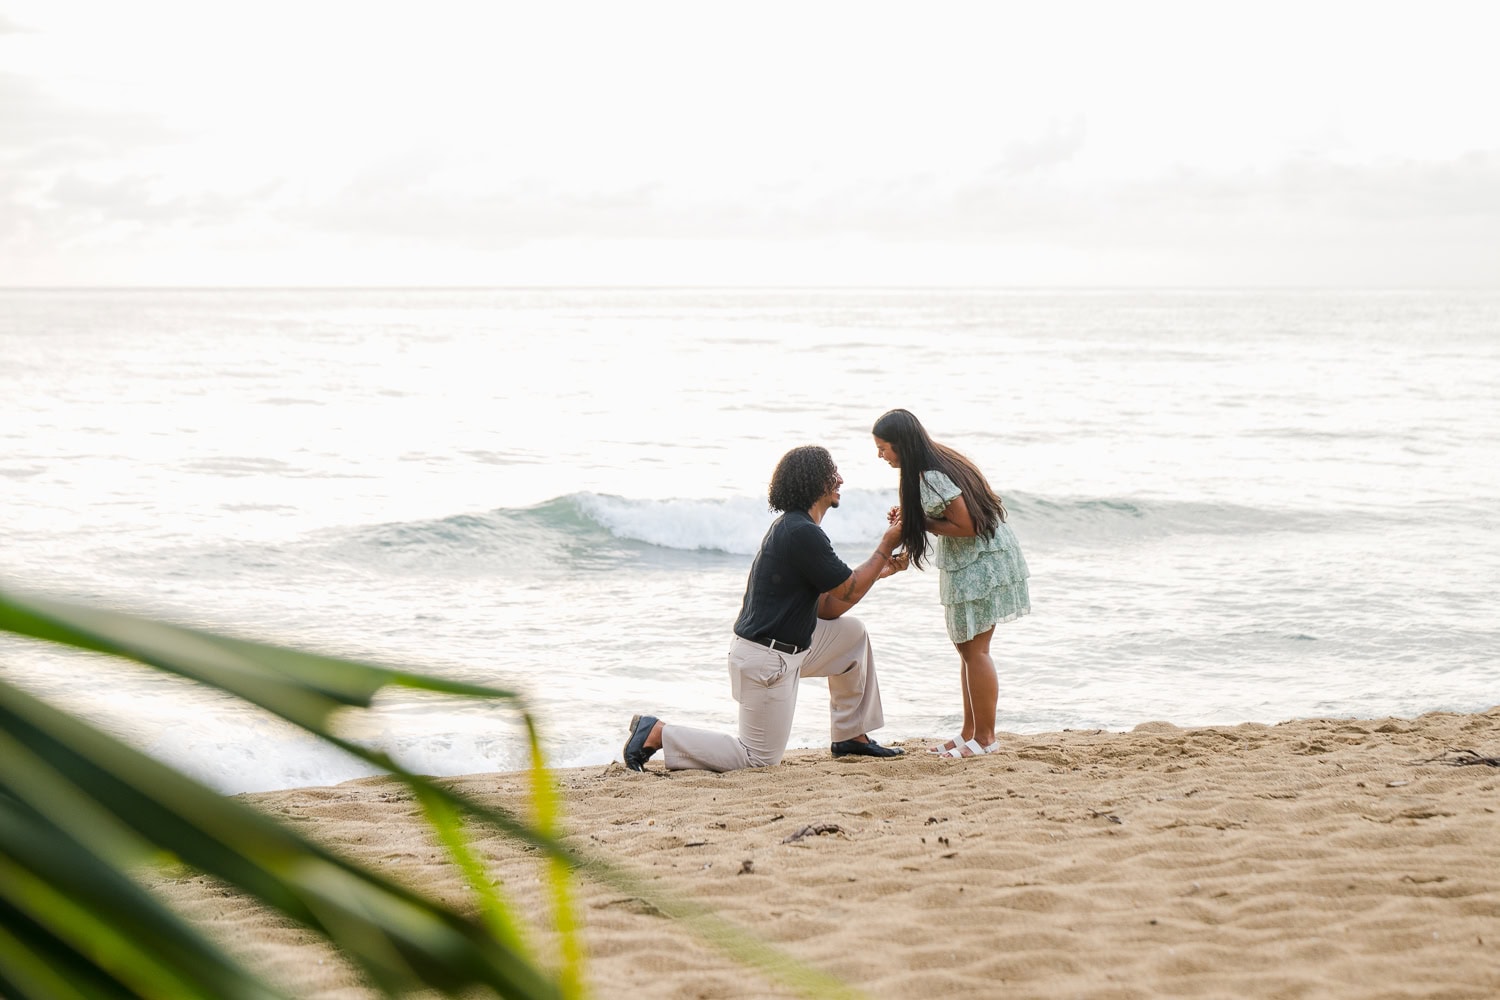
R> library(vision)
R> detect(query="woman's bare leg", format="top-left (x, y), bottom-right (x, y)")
top-left (956, 627), bottom-right (998, 747)
top-left (958, 653), bottom-right (976, 742)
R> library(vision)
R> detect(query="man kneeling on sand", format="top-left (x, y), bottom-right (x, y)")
top-left (625, 445), bottom-right (909, 772)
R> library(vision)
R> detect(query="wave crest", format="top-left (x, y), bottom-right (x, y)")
top-left (330, 489), bottom-right (1317, 574)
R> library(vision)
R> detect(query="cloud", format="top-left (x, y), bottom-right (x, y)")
top-left (257, 118), bottom-right (1091, 250)
top-left (0, 68), bottom-right (210, 276)
top-left (989, 117), bottom-right (1088, 177)
top-left (111, 142), bottom-right (1458, 289)
top-left (21, 145), bottom-right (1496, 286)
top-left (0, 73), bottom-right (177, 165)
top-left (1077, 152), bottom-right (1500, 285)
top-left (1278, 152), bottom-right (1500, 221)
top-left (41, 171), bottom-right (279, 226)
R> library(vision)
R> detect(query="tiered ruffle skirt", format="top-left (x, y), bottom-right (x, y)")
top-left (933, 521), bottom-right (1031, 644)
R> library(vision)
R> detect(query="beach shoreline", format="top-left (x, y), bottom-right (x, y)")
top-left (152, 708), bottom-right (1500, 999)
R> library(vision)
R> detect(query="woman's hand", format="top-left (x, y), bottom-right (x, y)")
top-left (887, 504), bottom-right (901, 526)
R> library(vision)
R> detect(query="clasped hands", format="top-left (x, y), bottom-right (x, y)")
top-left (880, 505), bottom-right (910, 576)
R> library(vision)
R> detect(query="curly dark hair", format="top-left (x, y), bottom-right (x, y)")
top-left (767, 445), bottom-right (839, 513)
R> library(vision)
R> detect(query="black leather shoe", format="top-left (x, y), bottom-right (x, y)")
top-left (623, 713), bottom-right (659, 771)
top-left (831, 738), bottom-right (904, 758)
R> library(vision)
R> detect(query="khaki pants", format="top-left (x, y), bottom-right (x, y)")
top-left (661, 615), bottom-right (886, 772)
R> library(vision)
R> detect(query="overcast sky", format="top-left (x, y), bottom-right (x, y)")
top-left (3, 1), bottom-right (1498, 287)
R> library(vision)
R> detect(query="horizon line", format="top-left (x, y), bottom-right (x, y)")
top-left (3, 283), bottom-right (1496, 293)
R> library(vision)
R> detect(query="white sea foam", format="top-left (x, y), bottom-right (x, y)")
top-left (573, 489), bottom-right (899, 555)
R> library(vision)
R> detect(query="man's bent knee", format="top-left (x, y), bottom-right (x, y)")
top-left (745, 746), bottom-right (786, 768)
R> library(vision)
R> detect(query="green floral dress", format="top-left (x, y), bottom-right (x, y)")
top-left (920, 469), bottom-right (1032, 643)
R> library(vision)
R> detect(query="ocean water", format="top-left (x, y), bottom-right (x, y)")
top-left (3, 287), bottom-right (1498, 794)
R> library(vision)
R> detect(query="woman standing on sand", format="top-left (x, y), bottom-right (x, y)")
top-left (872, 409), bottom-right (1031, 758)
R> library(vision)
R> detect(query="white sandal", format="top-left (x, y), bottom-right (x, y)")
top-left (938, 738), bottom-right (1000, 758)
top-left (927, 735), bottom-right (967, 755)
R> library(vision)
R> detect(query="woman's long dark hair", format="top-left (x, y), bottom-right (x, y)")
top-left (871, 409), bottom-right (1005, 569)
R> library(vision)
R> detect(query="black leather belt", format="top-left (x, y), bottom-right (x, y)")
top-left (742, 635), bottom-right (806, 655)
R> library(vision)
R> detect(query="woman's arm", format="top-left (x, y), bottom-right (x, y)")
top-left (925, 493), bottom-right (978, 537)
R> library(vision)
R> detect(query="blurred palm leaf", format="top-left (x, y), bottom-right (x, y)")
top-left (1, 585), bottom-right (574, 1000)
top-left (0, 585), bottom-right (866, 1000)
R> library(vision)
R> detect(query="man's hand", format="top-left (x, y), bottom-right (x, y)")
top-left (818, 521), bottom-right (908, 618)
top-left (878, 551), bottom-right (909, 578)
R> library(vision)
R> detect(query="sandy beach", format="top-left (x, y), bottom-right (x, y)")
top-left (149, 708), bottom-right (1500, 999)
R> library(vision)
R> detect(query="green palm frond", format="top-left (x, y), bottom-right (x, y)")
top-left (0, 584), bottom-right (866, 1000)
top-left (1, 586), bottom-right (575, 999)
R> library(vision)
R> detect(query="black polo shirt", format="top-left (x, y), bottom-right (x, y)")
top-left (732, 510), bottom-right (853, 650)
